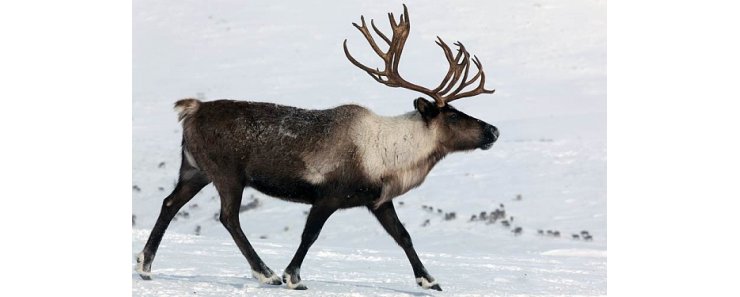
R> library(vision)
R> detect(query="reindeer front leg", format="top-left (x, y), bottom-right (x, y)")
top-left (283, 204), bottom-right (336, 290)
top-left (368, 202), bottom-right (442, 291)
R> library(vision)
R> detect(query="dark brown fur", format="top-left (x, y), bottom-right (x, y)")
top-left (182, 100), bottom-right (380, 208)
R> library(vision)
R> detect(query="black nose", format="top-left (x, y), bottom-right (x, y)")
top-left (487, 125), bottom-right (499, 141)
top-left (480, 125), bottom-right (498, 150)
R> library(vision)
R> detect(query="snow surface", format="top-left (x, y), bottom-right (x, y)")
top-left (133, 0), bottom-right (606, 296)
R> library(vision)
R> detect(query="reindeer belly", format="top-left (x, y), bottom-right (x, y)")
top-left (248, 166), bottom-right (382, 208)
top-left (249, 175), bottom-right (319, 204)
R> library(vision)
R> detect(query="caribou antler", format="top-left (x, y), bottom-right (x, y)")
top-left (343, 4), bottom-right (495, 107)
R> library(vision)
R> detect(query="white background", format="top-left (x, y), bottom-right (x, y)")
top-left (0, 0), bottom-right (739, 296)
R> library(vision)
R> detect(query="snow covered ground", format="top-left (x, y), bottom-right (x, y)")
top-left (133, 0), bottom-right (606, 296)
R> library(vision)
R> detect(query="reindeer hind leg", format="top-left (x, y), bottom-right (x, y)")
top-left (136, 150), bottom-right (210, 280)
top-left (212, 172), bottom-right (282, 285)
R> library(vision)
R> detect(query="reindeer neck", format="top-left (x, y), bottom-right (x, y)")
top-left (352, 111), bottom-right (446, 183)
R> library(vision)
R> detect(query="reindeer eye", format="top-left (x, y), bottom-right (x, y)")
top-left (447, 113), bottom-right (459, 122)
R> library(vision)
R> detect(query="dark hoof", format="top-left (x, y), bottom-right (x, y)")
top-left (291, 283), bottom-right (308, 290)
top-left (267, 277), bottom-right (283, 285)
top-left (416, 276), bottom-right (441, 291)
top-left (252, 270), bottom-right (282, 285)
top-left (135, 252), bottom-right (152, 280)
top-left (283, 271), bottom-right (307, 290)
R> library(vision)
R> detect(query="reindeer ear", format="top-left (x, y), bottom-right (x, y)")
top-left (414, 98), bottom-right (439, 120)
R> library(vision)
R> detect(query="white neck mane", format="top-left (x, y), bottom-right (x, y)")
top-left (352, 111), bottom-right (442, 206)
top-left (352, 111), bottom-right (438, 177)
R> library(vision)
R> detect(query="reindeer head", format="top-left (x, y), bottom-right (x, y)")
top-left (344, 5), bottom-right (499, 152)
top-left (413, 97), bottom-right (498, 151)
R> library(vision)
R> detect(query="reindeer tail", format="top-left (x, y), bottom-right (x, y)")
top-left (174, 98), bottom-right (201, 121)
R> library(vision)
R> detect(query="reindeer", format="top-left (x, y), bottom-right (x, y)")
top-left (136, 5), bottom-right (498, 291)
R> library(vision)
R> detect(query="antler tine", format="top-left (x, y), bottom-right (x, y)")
top-left (449, 43), bottom-right (474, 96)
top-left (446, 55), bottom-right (496, 102)
top-left (433, 38), bottom-right (470, 105)
top-left (447, 44), bottom-right (470, 91)
top-left (403, 4), bottom-right (410, 25)
top-left (388, 12), bottom-right (397, 28)
top-left (431, 37), bottom-right (458, 93)
top-left (370, 19), bottom-right (390, 45)
top-left (462, 56), bottom-right (485, 89)
top-left (352, 16), bottom-right (386, 58)
top-left (343, 40), bottom-right (384, 80)
top-left (390, 20), bottom-right (409, 73)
